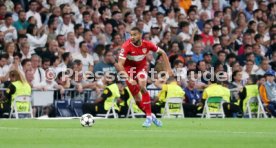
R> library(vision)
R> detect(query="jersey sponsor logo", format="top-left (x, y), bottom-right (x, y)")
top-left (127, 55), bottom-right (146, 61)
top-left (142, 48), bottom-right (147, 54)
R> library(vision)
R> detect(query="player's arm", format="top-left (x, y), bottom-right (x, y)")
top-left (117, 57), bottom-right (128, 79)
top-left (156, 48), bottom-right (173, 76)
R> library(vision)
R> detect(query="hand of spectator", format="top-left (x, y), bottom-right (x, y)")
top-left (42, 87), bottom-right (48, 91)
top-left (60, 87), bottom-right (65, 95)
top-left (77, 84), bottom-right (83, 93)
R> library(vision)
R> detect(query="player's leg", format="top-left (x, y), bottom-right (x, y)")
top-left (137, 71), bottom-right (162, 127)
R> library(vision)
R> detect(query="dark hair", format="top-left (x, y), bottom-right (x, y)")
top-left (42, 58), bottom-right (51, 64)
top-left (94, 44), bottom-right (105, 56)
top-left (13, 52), bottom-right (22, 59)
top-left (0, 54), bottom-right (9, 60)
top-left (232, 70), bottom-right (240, 82)
top-left (21, 58), bottom-right (31, 66)
top-left (18, 10), bottom-right (25, 16)
top-left (173, 60), bottom-right (183, 66)
top-left (103, 49), bottom-right (113, 57)
top-left (61, 52), bottom-right (70, 62)
top-left (62, 13), bottom-right (70, 18)
top-left (79, 41), bottom-right (86, 48)
top-left (82, 11), bottom-right (90, 16)
top-left (28, 0), bottom-right (37, 5)
top-left (26, 24), bottom-right (36, 35)
top-left (4, 13), bottom-right (12, 19)
top-left (74, 24), bottom-right (83, 31)
top-left (187, 8), bottom-right (196, 15)
top-left (131, 27), bottom-right (142, 33)
top-left (179, 21), bottom-right (190, 28)
top-left (99, 6), bottom-right (108, 15)
top-left (218, 50), bottom-right (226, 56)
top-left (254, 34), bottom-right (263, 41)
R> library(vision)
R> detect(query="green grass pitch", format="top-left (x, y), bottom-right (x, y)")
top-left (0, 119), bottom-right (276, 148)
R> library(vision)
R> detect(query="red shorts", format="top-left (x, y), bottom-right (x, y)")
top-left (125, 69), bottom-right (147, 96)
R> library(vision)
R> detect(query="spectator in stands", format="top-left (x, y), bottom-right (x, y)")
top-left (0, 13), bottom-right (17, 44)
top-left (64, 32), bottom-right (79, 53)
top-left (5, 42), bottom-right (16, 65)
top-left (16, 34), bottom-right (27, 53)
top-left (46, 15), bottom-right (58, 42)
top-left (183, 76), bottom-right (202, 117)
top-left (12, 10), bottom-right (28, 35)
top-left (57, 13), bottom-right (74, 35)
top-left (92, 44), bottom-right (105, 65)
top-left (41, 58), bottom-right (51, 71)
top-left (255, 59), bottom-right (270, 75)
top-left (259, 70), bottom-right (276, 117)
top-left (93, 49), bottom-right (118, 75)
top-left (21, 58), bottom-right (32, 73)
top-left (26, 0), bottom-right (42, 28)
top-left (26, 24), bottom-right (47, 53)
top-left (0, 54), bottom-right (9, 82)
top-left (31, 54), bottom-right (46, 90)
top-left (72, 41), bottom-right (94, 72)
top-left (201, 22), bottom-right (214, 46)
top-left (70, 59), bottom-right (97, 93)
top-left (74, 23), bottom-right (84, 45)
top-left (20, 42), bottom-right (31, 60)
top-left (270, 51), bottom-right (276, 71)
top-left (35, 40), bottom-right (59, 64)
top-left (58, 52), bottom-right (72, 72)
top-left (192, 42), bottom-right (204, 63)
top-left (56, 34), bottom-right (65, 49)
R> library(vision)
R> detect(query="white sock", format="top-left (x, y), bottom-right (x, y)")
top-left (146, 115), bottom-right (152, 119)
top-left (151, 113), bottom-right (156, 119)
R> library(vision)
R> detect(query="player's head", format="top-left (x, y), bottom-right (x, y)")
top-left (130, 27), bottom-right (142, 44)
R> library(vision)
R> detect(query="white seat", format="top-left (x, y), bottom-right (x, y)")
top-left (162, 97), bottom-right (184, 118)
top-left (201, 96), bottom-right (225, 119)
top-left (97, 98), bottom-right (118, 119)
top-left (9, 95), bottom-right (33, 119)
top-left (256, 95), bottom-right (268, 118)
top-left (126, 98), bottom-right (145, 118)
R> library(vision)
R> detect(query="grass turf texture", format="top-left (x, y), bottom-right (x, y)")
top-left (0, 119), bottom-right (275, 148)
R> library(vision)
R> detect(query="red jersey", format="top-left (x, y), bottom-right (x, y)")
top-left (119, 39), bottom-right (159, 73)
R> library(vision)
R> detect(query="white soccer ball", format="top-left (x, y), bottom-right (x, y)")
top-left (80, 114), bottom-right (95, 127)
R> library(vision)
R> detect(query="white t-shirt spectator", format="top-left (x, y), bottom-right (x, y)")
top-left (26, 34), bottom-right (48, 54)
top-left (57, 23), bottom-right (74, 36)
top-left (32, 67), bottom-right (47, 88)
top-left (0, 25), bottom-right (17, 43)
top-left (73, 53), bottom-right (94, 72)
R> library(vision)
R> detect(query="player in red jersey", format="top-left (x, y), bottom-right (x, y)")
top-left (118, 27), bottom-right (173, 127)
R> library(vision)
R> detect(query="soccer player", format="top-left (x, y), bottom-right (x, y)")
top-left (118, 27), bottom-right (173, 127)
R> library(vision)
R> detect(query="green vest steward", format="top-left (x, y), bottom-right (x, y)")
top-left (159, 83), bottom-right (185, 113)
top-left (104, 83), bottom-right (120, 111)
top-left (11, 81), bottom-right (32, 112)
top-left (241, 85), bottom-right (259, 112)
top-left (125, 87), bottom-right (143, 113)
top-left (203, 84), bottom-right (230, 112)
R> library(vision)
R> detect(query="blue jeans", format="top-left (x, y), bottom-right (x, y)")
top-left (267, 102), bottom-right (276, 117)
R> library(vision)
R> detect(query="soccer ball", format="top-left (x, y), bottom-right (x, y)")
top-left (80, 114), bottom-right (95, 127)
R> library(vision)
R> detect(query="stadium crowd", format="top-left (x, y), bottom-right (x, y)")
top-left (0, 0), bottom-right (276, 118)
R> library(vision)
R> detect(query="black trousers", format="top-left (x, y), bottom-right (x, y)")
top-left (222, 102), bottom-right (243, 117)
top-left (183, 104), bottom-right (202, 117)
top-left (82, 103), bottom-right (129, 117)
top-left (0, 102), bottom-right (10, 118)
